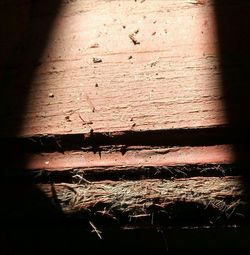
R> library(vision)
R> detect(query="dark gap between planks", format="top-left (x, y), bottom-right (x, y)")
top-left (2, 164), bottom-right (248, 184)
top-left (1, 125), bottom-right (248, 153)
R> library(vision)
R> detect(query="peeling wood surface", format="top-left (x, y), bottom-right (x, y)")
top-left (1, 0), bottom-right (227, 137)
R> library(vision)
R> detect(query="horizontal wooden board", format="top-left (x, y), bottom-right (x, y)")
top-left (1, 0), bottom-right (229, 137)
top-left (24, 145), bottom-right (235, 171)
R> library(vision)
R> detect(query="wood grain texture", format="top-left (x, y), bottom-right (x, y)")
top-left (1, 0), bottom-right (227, 137)
top-left (1, 2), bottom-right (250, 250)
top-left (24, 145), bottom-right (235, 172)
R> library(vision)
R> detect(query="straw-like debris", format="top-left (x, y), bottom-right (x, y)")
top-left (39, 177), bottom-right (246, 224)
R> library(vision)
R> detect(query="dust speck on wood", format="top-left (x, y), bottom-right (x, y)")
top-left (93, 57), bottom-right (102, 63)
top-left (89, 43), bottom-right (99, 48)
top-left (190, 0), bottom-right (206, 5)
top-left (65, 116), bottom-right (71, 122)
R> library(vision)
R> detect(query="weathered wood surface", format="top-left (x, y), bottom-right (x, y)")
top-left (24, 145), bottom-right (234, 171)
top-left (40, 176), bottom-right (246, 225)
top-left (1, 0), bottom-right (226, 137)
top-left (1, 1), bottom-right (250, 253)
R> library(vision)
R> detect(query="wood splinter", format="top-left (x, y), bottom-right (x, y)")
top-left (85, 94), bottom-right (96, 113)
top-left (89, 221), bottom-right (102, 239)
top-left (78, 113), bottom-right (93, 126)
top-left (129, 32), bottom-right (140, 45)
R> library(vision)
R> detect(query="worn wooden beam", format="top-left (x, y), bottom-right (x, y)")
top-left (6, 144), bottom-right (248, 183)
top-left (1, 0), bottom-right (228, 137)
top-left (24, 145), bottom-right (235, 171)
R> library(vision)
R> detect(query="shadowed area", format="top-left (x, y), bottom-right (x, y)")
top-left (214, 0), bottom-right (250, 223)
top-left (0, 1), bottom-right (70, 254)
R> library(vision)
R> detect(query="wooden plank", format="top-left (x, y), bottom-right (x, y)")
top-left (39, 176), bottom-right (246, 226)
top-left (1, 0), bottom-right (228, 137)
top-left (24, 145), bottom-right (235, 172)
